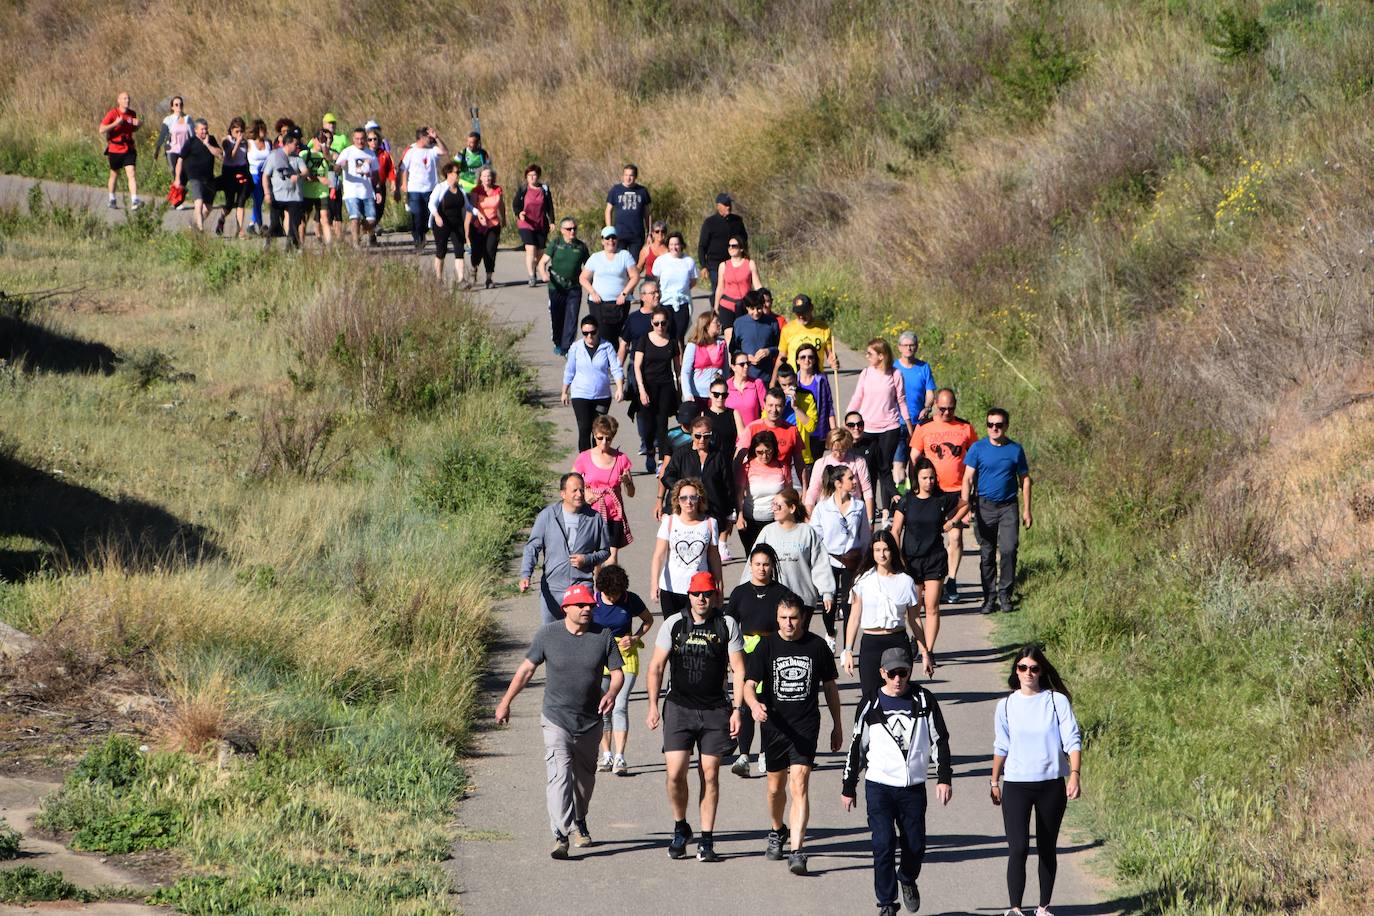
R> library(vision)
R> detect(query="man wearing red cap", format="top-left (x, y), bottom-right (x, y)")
top-left (644, 570), bottom-right (745, 863)
top-left (496, 583), bottom-right (625, 860)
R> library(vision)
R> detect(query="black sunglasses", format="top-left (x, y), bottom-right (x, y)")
top-left (710, 390), bottom-right (727, 397)
top-left (1016, 663), bottom-right (1041, 673)
top-left (846, 421), bottom-right (864, 428)
top-left (987, 421), bottom-right (1006, 429)
top-left (582, 328), bottom-right (598, 336)
top-left (884, 668), bottom-right (911, 679)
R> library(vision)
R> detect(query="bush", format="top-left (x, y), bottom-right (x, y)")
top-left (1208, 8), bottom-right (1269, 60)
top-left (0, 823), bottom-right (21, 860)
top-left (253, 398), bottom-right (350, 478)
top-left (0, 867), bottom-right (92, 904)
top-left (118, 347), bottom-right (194, 389)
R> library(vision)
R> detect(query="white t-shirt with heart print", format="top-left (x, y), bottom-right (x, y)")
top-left (657, 515), bottom-right (719, 593)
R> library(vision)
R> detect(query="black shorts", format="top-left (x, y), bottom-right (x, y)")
top-left (662, 702), bottom-right (734, 757)
top-left (302, 197), bottom-right (325, 217)
top-left (906, 549), bottom-right (948, 583)
top-left (327, 192), bottom-right (343, 221)
top-left (761, 722), bottom-right (818, 771)
top-left (518, 227), bottom-right (549, 248)
top-left (717, 302), bottom-right (738, 331)
top-left (106, 150), bottom-right (136, 170)
top-left (220, 168), bottom-right (252, 207)
top-left (434, 224), bottom-right (463, 259)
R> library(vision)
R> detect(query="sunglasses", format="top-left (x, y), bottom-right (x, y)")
top-left (710, 391), bottom-right (727, 398)
top-left (366, 137), bottom-right (379, 143)
top-left (688, 590), bottom-right (713, 598)
top-left (727, 243), bottom-right (741, 248)
top-left (846, 421), bottom-right (864, 429)
top-left (1016, 663), bottom-right (1041, 673)
top-left (562, 226), bottom-right (576, 231)
top-left (884, 669), bottom-right (911, 679)
top-left (651, 321), bottom-right (667, 327)
top-left (678, 494), bottom-right (700, 502)
top-left (582, 329), bottom-right (598, 336)
top-left (733, 360), bottom-right (748, 368)
top-left (692, 433), bottom-right (710, 440)
top-left (593, 434), bottom-right (611, 441)
top-left (797, 353), bottom-right (815, 360)
top-left (987, 421), bottom-right (1006, 429)
top-left (936, 406), bottom-right (954, 412)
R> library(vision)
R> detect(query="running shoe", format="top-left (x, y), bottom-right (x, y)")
top-left (979, 597), bottom-right (997, 615)
top-left (550, 833), bottom-right (570, 860)
top-left (945, 578), bottom-right (959, 603)
top-left (765, 829), bottom-right (786, 861)
top-left (107, 198), bottom-right (118, 209)
top-left (644, 455), bottom-right (656, 475)
top-left (215, 215), bottom-right (226, 236)
top-left (247, 223), bottom-right (259, 236)
top-left (719, 541), bottom-right (732, 562)
top-left (1004, 910), bottom-right (1025, 916)
top-left (668, 822), bottom-right (692, 859)
top-left (757, 752), bottom-right (767, 776)
top-left (572, 819), bottom-right (592, 848)
top-left (484, 275), bottom-right (494, 289)
top-left (697, 839), bottom-right (723, 863)
top-left (1034, 909), bottom-right (1054, 916)
top-left (528, 275), bottom-right (538, 287)
top-left (130, 198), bottom-right (143, 211)
top-left (613, 754), bottom-right (628, 776)
top-left (824, 635), bottom-right (837, 655)
top-left (598, 752), bottom-right (613, 772)
top-left (879, 907), bottom-right (899, 916)
top-left (900, 879), bottom-right (920, 912)
top-left (730, 754), bottom-right (751, 778)
top-left (787, 851), bottom-right (807, 875)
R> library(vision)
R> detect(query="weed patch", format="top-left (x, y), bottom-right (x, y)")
top-left (0, 866), bottom-right (92, 904)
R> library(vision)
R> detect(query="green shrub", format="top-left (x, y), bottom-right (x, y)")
top-left (0, 867), bottom-right (92, 904)
top-left (992, 25), bottom-right (1087, 120)
top-left (1208, 8), bottom-right (1270, 60)
top-left (417, 435), bottom-right (546, 523)
top-left (118, 347), bottom-right (194, 389)
top-left (0, 823), bottom-right (21, 860)
top-left (71, 735), bottom-right (143, 789)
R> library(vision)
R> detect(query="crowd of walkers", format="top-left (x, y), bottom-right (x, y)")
top-left (97, 91), bottom-right (1077, 916)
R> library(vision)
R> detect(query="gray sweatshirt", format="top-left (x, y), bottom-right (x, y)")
top-left (521, 502), bottom-right (610, 619)
top-left (743, 522), bottom-right (835, 606)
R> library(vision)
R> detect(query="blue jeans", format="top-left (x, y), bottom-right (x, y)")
top-left (548, 285), bottom-right (582, 352)
top-left (406, 191), bottom-right (429, 245)
top-left (249, 170), bottom-right (264, 225)
top-left (866, 781), bottom-right (928, 908)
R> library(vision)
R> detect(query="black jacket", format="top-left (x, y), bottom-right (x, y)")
top-left (661, 443), bottom-right (735, 520)
top-left (698, 213), bottom-right (749, 269)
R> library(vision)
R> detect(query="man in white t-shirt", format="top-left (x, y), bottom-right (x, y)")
top-left (334, 128), bottom-right (381, 247)
top-left (400, 126), bottom-right (448, 252)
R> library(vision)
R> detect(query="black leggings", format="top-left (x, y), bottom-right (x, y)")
top-left (470, 227), bottom-right (499, 274)
top-left (823, 563), bottom-right (854, 638)
top-left (570, 398), bottom-right (610, 453)
top-left (640, 381), bottom-right (679, 460)
top-left (861, 427), bottom-right (902, 513)
top-left (659, 589), bottom-right (690, 620)
top-left (1002, 778), bottom-right (1068, 910)
top-left (738, 515), bottom-right (769, 553)
top-left (434, 224), bottom-right (464, 262)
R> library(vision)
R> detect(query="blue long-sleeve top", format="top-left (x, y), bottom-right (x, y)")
top-left (562, 339), bottom-right (624, 400)
top-left (994, 689), bottom-right (1083, 781)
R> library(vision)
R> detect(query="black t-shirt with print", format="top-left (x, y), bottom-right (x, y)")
top-left (896, 491), bottom-right (959, 560)
top-left (746, 632), bottom-right (836, 741)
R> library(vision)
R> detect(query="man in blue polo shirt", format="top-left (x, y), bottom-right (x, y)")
top-left (961, 407), bottom-right (1032, 614)
top-left (892, 331), bottom-right (936, 494)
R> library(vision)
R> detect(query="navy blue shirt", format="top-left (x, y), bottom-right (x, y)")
top-left (965, 438), bottom-right (1029, 502)
top-left (607, 183), bottom-right (651, 240)
top-left (731, 314), bottom-right (780, 380)
top-left (593, 590), bottom-right (649, 637)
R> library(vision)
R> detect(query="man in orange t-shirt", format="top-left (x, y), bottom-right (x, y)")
top-left (746, 388), bottom-right (807, 491)
top-left (99, 91), bottom-right (142, 210)
top-left (908, 388), bottom-right (977, 601)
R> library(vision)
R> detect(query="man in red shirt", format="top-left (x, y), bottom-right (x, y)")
top-left (99, 92), bottom-right (142, 210)
top-left (746, 388), bottom-right (808, 491)
top-left (908, 388), bottom-right (977, 602)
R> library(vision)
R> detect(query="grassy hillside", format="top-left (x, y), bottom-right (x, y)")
top-left (5, 0), bottom-right (1374, 910)
top-left (0, 199), bottom-right (547, 910)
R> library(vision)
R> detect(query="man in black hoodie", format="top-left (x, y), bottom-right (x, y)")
top-left (697, 193), bottom-right (748, 297)
top-left (841, 646), bottom-right (953, 916)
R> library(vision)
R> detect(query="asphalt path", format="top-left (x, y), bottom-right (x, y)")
top-left (0, 176), bottom-right (1111, 916)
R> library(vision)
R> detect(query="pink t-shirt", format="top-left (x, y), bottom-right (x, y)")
top-left (805, 453), bottom-right (873, 507)
top-left (725, 376), bottom-right (767, 429)
top-left (572, 449), bottom-right (631, 493)
top-left (846, 367), bottom-right (905, 433)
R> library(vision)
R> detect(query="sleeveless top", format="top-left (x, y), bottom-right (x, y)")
top-left (719, 259), bottom-right (752, 306)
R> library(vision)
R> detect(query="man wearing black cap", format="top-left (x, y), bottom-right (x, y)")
top-left (840, 645), bottom-right (953, 916)
top-left (698, 193), bottom-right (749, 299)
top-left (778, 294), bottom-right (841, 380)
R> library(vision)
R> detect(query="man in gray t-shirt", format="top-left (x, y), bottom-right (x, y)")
top-left (496, 583), bottom-right (624, 859)
top-left (262, 131), bottom-right (305, 249)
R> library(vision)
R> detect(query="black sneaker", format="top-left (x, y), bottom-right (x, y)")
top-left (979, 597), bottom-right (997, 614)
top-left (668, 822), bottom-right (692, 859)
top-left (879, 905), bottom-right (899, 916)
top-left (697, 839), bottom-right (723, 863)
top-left (945, 579), bottom-right (960, 603)
top-left (900, 879), bottom-right (920, 912)
top-left (787, 851), bottom-right (808, 875)
top-left (998, 593), bottom-right (1017, 613)
top-left (765, 829), bottom-right (786, 860)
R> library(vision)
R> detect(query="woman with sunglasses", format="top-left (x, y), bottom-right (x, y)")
top-left (891, 457), bottom-right (969, 668)
top-left (651, 231), bottom-right (700, 341)
top-left (805, 428), bottom-right (874, 521)
top-left (368, 129), bottom-right (395, 244)
top-left (514, 164), bottom-right (556, 287)
top-left (632, 306), bottom-right (682, 475)
top-left (810, 464), bottom-right (872, 651)
top-left (650, 478), bottom-right (724, 618)
top-left (713, 237), bottom-right (762, 338)
top-left (154, 96), bottom-right (193, 190)
top-left (572, 415), bottom-right (636, 565)
top-left (846, 338), bottom-right (912, 521)
top-left (724, 350), bottom-right (768, 438)
top-left (747, 488), bottom-right (834, 634)
top-left (680, 311), bottom-right (728, 406)
top-left (992, 646), bottom-right (1083, 916)
top-left (658, 415), bottom-right (734, 555)
top-left (842, 531), bottom-right (932, 703)
top-left (793, 343), bottom-right (836, 460)
top-left (736, 431), bottom-right (789, 553)
top-left (465, 166), bottom-right (505, 289)
top-left (581, 228), bottom-right (640, 348)
top-left (562, 316), bottom-right (625, 453)
top-left (636, 220), bottom-right (670, 280)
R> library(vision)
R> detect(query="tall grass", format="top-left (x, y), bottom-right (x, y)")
top-left (0, 214), bottom-right (549, 911)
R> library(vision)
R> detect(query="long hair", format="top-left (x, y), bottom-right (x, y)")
top-left (856, 529), bottom-right (905, 580)
top-left (745, 543), bottom-right (779, 583)
top-left (688, 310), bottom-right (721, 346)
top-left (820, 463), bottom-right (851, 498)
top-left (866, 337), bottom-right (894, 373)
top-left (774, 487), bottom-right (808, 524)
top-left (911, 456), bottom-right (943, 496)
top-left (669, 477), bottom-right (709, 517)
top-left (1007, 644), bottom-right (1073, 700)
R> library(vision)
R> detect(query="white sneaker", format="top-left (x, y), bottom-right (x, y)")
top-left (824, 635), bottom-right (837, 655)
top-left (613, 755), bottom-right (628, 776)
top-left (597, 752), bottom-right (613, 772)
top-left (1035, 908), bottom-right (1054, 916)
top-left (719, 541), bottom-right (732, 562)
top-left (756, 752), bottom-right (767, 776)
top-left (730, 754), bottom-right (751, 778)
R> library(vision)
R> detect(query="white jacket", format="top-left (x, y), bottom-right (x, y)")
top-left (841, 686), bottom-right (952, 794)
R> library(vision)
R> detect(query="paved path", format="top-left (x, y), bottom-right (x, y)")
top-left (0, 174), bottom-right (1110, 915)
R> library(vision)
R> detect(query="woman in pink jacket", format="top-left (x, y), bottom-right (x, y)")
top-left (846, 338), bottom-right (912, 521)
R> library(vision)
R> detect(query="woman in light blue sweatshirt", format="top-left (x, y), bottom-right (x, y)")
top-left (990, 645), bottom-right (1083, 916)
top-left (561, 315), bottom-right (624, 452)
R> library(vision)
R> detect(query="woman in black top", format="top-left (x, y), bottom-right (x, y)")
top-left (431, 162), bottom-right (469, 286)
top-left (890, 457), bottom-right (968, 665)
top-left (216, 117), bottom-right (252, 239)
top-left (725, 543), bottom-right (798, 776)
top-left (658, 416), bottom-right (734, 538)
top-left (633, 306), bottom-right (682, 474)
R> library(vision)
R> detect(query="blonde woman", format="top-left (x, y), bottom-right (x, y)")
top-left (680, 311), bottom-right (728, 405)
